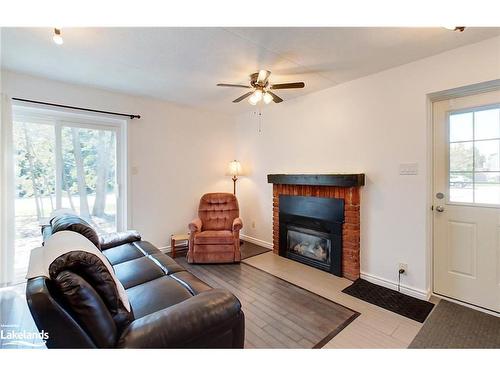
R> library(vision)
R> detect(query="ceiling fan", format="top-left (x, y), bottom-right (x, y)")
top-left (217, 70), bottom-right (305, 105)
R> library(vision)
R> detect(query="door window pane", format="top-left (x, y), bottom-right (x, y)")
top-left (474, 140), bottom-right (500, 171)
top-left (448, 105), bottom-right (500, 206)
top-left (449, 112), bottom-right (473, 142)
top-left (450, 142), bottom-right (473, 171)
top-left (474, 172), bottom-right (500, 204)
top-left (474, 108), bottom-right (500, 140)
top-left (449, 172), bottom-right (473, 203)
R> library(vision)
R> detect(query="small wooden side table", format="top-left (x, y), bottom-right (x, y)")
top-left (170, 233), bottom-right (189, 258)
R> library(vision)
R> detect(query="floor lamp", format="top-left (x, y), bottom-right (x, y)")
top-left (228, 160), bottom-right (242, 195)
top-left (228, 160), bottom-right (243, 245)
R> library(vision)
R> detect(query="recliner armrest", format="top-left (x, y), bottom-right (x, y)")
top-left (188, 218), bottom-right (202, 233)
top-left (99, 230), bottom-right (142, 250)
top-left (232, 217), bottom-right (243, 232)
top-left (117, 289), bottom-right (244, 348)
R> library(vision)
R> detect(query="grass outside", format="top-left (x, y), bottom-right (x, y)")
top-left (14, 194), bottom-right (117, 284)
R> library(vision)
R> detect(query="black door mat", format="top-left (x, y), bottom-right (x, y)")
top-left (342, 278), bottom-right (434, 323)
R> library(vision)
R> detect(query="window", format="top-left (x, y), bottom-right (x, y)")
top-left (448, 105), bottom-right (500, 205)
top-left (12, 105), bottom-right (127, 283)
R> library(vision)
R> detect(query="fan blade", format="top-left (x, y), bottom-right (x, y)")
top-left (233, 91), bottom-right (254, 103)
top-left (257, 70), bottom-right (271, 84)
top-left (217, 83), bottom-right (251, 88)
top-left (270, 82), bottom-right (305, 90)
top-left (268, 91), bottom-right (283, 103)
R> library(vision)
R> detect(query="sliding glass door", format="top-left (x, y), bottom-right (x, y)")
top-left (59, 123), bottom-right (119, 232)
top-left (12, 107), bottom-right (126, 283)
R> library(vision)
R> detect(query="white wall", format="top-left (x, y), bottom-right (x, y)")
top-left (1, 70), bottom-right (236, 248)
top-left (235, 36), bottom-right (500, 297)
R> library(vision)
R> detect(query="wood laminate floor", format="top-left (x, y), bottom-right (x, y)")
top-left (177, 258), bottom-right (358, 348)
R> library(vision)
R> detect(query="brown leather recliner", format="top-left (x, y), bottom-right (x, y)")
top-left (188, 193), bottom-right (243, 263)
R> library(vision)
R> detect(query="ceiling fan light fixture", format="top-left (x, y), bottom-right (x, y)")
top-left (263, 91), bottom-right (273, 104)
top-left (217, 70), bottom-right (304, 105)
top-left (248, 89), bottom-right (263, 105)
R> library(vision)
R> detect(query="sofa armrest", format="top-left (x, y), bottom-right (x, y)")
top-left (232, 217), bottom-right (243, 232)
top-left (117, 289), bottom-right (244, 348)
top-left (99, 230), bottom-right (141, 250)
top-left (188, 218), bottom-right (202, 233)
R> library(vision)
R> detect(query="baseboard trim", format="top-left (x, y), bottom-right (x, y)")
top-left (158, 245), bottom-right (170, 254)
top-left (240, 234), bottom-right (273, 249)
top-left (360, 272), bottom-right (430, 301)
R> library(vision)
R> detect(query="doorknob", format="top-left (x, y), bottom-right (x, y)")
top-left (435, 205), bottom-right (445, 212)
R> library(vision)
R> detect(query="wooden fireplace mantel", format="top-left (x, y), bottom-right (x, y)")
top-left (267, 174), bottom-right (365, 187)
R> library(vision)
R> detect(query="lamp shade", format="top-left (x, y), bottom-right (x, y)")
top-left (228, 160), bottom-right (242, 176)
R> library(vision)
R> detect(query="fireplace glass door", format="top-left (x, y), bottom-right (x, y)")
top-left (286, 226), bottom-right (331, 264)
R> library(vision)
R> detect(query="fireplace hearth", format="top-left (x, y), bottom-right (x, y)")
top-left (279, 195), bottom-right (344, 276)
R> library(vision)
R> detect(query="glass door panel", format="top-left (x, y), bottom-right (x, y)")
top-left (13, 120), bottom-right (56, 282)
top-left (60, 124), bottom-right (118, 234)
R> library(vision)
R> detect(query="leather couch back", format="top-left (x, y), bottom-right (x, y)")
top-left (49, 251), bottom-right (132, 329)
top-left (51, 214), bottom-right (101, 249)
top-left (27, 277), bottom-right (97, 348)
top-left (198, 193), bottom-right (239, 231)
top-left (27, 250), bottom-right (133, 348)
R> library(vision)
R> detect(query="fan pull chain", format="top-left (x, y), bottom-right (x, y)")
top-left (253, 108), bottom-right (263, 134)
top-left (258, 109), bottom-right (262, 133)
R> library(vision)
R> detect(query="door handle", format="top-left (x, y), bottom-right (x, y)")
top-left (435, 205), bottom-right (445, 212)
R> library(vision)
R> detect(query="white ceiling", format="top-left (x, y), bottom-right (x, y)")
top-left (2, 27), bottom-right (500, 114)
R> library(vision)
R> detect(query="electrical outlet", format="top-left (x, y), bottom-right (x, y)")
top-left (251, 221), bottom-right (256, 229)
top-left (398, 263), bottom-right (408, 274)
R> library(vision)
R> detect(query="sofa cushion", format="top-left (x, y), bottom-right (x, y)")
top-left (149, 253), bottom-right (185, 275)
top-left (126, 277), bottom-right (193, 319)
top-left (113, 257), bottom-right (166, 289)
top-left (51, 214), bottom-right (101, 250)
top-left (169, 271), bottom-right (212, 295)
top-left (53, 270), bottom-right (117, 348)
top-left (102, 243), bottom-right (145, 266)
top-left (194, 230), bottom-right (234, 245)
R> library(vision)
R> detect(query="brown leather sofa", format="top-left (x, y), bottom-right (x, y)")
top-left (26, 213), bottom-right (245, 348)
top-left (188, 193), bottom-right (243, 263)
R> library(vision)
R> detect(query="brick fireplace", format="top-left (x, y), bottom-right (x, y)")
top-left (268, 174), bottom-right (364, 281)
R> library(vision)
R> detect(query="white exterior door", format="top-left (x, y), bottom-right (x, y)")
top-left (433, 90), bottom-right (500, 313)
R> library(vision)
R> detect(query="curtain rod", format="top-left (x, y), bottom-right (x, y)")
top-left (12, 98), bottom-right (141, 119)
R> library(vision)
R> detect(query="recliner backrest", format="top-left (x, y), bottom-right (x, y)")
top-left (198, 193), bottom-right (239, 231)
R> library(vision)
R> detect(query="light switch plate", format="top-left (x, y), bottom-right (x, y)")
top-left (399, 163), bottom-right (418, 175)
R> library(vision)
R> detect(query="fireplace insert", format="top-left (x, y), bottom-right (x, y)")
top-left (279, 195), bottom-right (344, 276)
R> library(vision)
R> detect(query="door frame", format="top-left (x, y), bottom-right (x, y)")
top-left (12, 103), bottom-right (129, 231)
top-left (427, 79), bottom-right (500, 315)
